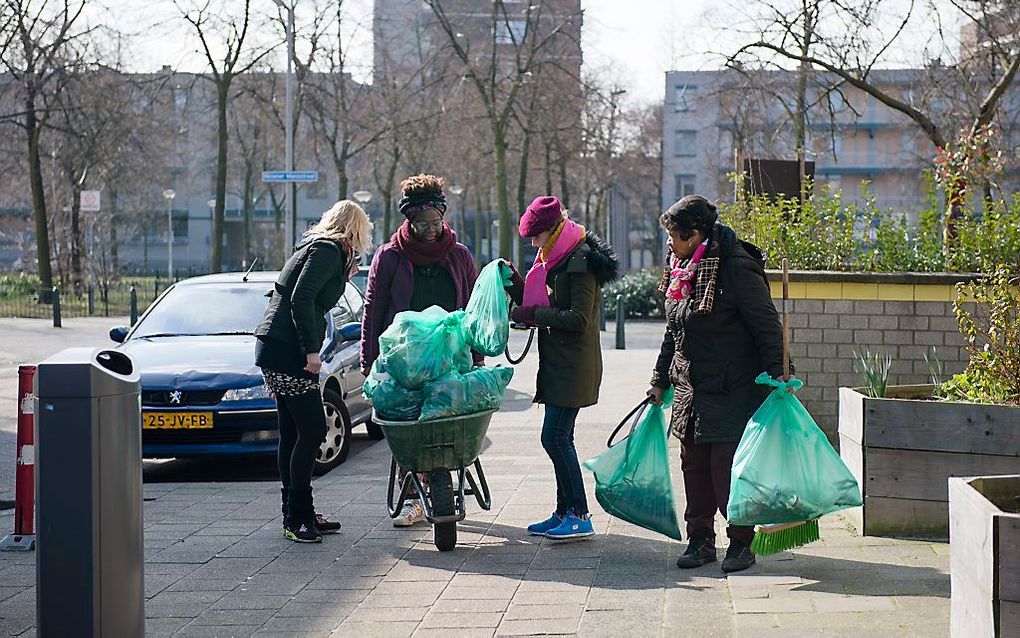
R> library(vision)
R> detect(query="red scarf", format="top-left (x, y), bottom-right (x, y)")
top-left (392, 221), bottom-right (457, 266)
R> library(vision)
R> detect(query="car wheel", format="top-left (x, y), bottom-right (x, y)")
top-left (366, 420), bottom-right (385, 440)
top-left (315, 388), bottom-right (352, 475)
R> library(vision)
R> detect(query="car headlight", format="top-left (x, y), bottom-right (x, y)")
top-left (222, 384), bottom-right (272, 401)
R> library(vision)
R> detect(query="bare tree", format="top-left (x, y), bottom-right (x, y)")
top-left (1, 0), bottom-right (88, 290)
top-left (175, 0), bottom-right (277, 272)
top-left (425, 0), bottom-right (578, 259)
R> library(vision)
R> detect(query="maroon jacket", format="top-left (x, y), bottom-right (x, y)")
top-left (360, 241), bottom-right (479, 372)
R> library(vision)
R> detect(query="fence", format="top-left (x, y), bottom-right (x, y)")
top-left (0, 278), bottom-right (174, 320)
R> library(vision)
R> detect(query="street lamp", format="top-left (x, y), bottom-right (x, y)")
top-left (272, 0), bottom-right (295, 256)
top-left (352, 190), bottom-right (372, 205)
top-left (162, 189), bottom-right (176, 278)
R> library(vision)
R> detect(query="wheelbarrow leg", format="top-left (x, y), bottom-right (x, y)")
top-left (387, 456), bottom-right (418, 518)
top-left (465, 459), bottom-right (492, 510)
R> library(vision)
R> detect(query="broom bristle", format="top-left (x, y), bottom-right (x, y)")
top-left (750, 519), bottom-right (820, 556)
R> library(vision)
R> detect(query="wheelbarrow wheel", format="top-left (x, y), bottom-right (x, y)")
top-left (429, 469), bottom-right (457, 551)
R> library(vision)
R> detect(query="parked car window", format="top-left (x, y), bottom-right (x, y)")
top-left (343, 286), bottom-right (364, 321)
top-left (331, 295), bottom-right (357, 326)
top-left (133, 284), bottom-right (269, 338)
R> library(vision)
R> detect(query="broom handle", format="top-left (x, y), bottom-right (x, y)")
top-left (782, 258), bottom-right (790, 382)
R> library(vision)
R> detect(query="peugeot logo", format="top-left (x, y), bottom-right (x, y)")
top-left (169, 390), bottom-right (183, 405)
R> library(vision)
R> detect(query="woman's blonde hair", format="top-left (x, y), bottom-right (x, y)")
top-left (305, 200), bottom-right (373, 255)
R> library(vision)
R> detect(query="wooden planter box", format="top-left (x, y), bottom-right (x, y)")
top-left (949, 475), bottom-right (1020, 637)
top-left (838, 386), bottom-right (1020, 539)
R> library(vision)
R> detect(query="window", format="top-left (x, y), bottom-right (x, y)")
top-left (675, 130), bottom-right (698, 157)
top-left (674, 84), bottom-right (697, 112)
top-left (675, 174), bottom-right (696, 199)
top-left (495, 19), bottom-right (527, 45)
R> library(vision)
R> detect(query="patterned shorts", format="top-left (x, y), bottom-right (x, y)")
top-left (261, 369), bottom-right (320, 397)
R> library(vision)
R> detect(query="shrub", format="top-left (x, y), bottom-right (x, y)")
top-left (604, 268), bottom-right (665, 319)
top-left (936, 270), bottom-right (1020, 405)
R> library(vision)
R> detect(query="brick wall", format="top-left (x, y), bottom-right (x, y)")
top-left (764, 272), bottom-right (980, 438)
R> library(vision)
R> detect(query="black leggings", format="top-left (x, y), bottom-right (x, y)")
top-left (276, 390), bottom-right (327, 523)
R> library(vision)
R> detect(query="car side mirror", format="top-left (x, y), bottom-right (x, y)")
top-left (109, 326), bottom-right (129, 343)
top-left (339, 322), bottom-right (361, 343)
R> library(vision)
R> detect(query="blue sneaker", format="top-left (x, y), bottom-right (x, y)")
top-left (527, 512), bottom-right (564, 536)
top-left (544, 512), bottom-right (595, 541)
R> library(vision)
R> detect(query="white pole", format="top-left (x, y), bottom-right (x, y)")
top-left (284, 4), bottom-right (295, 256)
top-left (167, 197), bottom-right (174, 278)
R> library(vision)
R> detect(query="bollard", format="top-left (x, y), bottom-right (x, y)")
top-left (0, 365), bottom-right (37, 551)
top-left (129, 286), bottom-right (138, 326)
top-left (153, 277), bottom-right (159, 301)
top-left (599, 300), bottom-right (607, 331)
top-left (87, 284), bottom-right (94, 315)
top-left (51, 287), bottom-right (61, 328)
top-left (615, 294), bottom-right (625, 350)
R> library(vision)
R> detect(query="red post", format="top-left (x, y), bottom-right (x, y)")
top-left (1, 365), bottom-right (36, 551)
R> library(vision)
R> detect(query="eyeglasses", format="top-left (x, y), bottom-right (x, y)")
top-left (411, 219), bottom-right (444, 233)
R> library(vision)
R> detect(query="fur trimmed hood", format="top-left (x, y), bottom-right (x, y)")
top-left (583, 233), bottom-right (620, 285)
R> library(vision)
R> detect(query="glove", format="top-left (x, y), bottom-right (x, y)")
top-left (511, 305), bottom-right (537, 326)
top-left (503, 259), bottom-right (525, 291)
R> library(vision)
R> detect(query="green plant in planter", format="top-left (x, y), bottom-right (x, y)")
top-left (604, 268), bottom-right (666, 319)
top-left (936, 270), bottom-right (1020, 405)
top-left (923, 346), bottom-right (945, 388)
top-left (853, 346), bottom-right (892, 398)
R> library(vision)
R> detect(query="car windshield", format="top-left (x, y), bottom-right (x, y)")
top-left (133, 283), bottom-right (270, 338)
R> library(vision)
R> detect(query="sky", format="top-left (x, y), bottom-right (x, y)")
top-left (95, 0), bottom-right (961, 107)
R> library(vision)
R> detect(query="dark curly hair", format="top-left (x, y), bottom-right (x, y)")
top-left (398, 174), bottom-right (447, 218)
top-left (656, 194), bottom-right (718, 294)
top-left (659, 194), bottom-right (718, 238)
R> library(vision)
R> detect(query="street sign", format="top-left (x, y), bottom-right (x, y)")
top-left (261, 171), bottom-right (319, 183)
top-left (80, 190), bottom-right (101, 212)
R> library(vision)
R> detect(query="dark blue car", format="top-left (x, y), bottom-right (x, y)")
top-left (109, 272), bottom-right (377, 474)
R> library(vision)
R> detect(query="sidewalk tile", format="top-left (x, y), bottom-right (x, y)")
top-left (431, 598), bottom-right (510, 614)
top-left (732, 597), bottom-right (815, 614)
top-left (440, 585), bottom-right (518, 601)
top-left (274, 601), bottom-right (358, 618)
top-left (189, 608), bottom-right (277, 625)
top-left (213, 594), bottom-right (294, 610)
top-left (728, 575), bottom-right (804, 587)
top-left (175, 624), bottom-right (263, 638)
top-left (495, 617), bottom-right (580, 635)
top-left (420, 612), bottom-right (504, 629)
top-left (347, 606), bottom-right (430, 622)
top-left (812, 596), bottom-right (896, 612)
top-left (504, 603), bottom-right (584, 620)
top-left (260, 616), bottom-right (343, 632)
top-left (358, 592), bottom-right (442, 608)
top-left (332, 621), bottom-right (418, 637)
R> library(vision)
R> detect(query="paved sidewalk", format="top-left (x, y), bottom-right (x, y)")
top-left (0, 330), bottom-right (950, 636)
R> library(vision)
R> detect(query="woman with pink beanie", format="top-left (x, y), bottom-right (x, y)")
top-left (505, 195), bottom-right (619, 540)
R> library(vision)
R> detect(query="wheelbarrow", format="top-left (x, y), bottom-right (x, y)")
top-left (374, 409), bottom-right (494, 551)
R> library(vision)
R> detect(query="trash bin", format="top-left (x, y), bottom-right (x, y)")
top-left (34, 347), bottom-right (143, 638)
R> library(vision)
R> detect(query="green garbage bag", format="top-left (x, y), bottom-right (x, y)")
top-left (377, 306), bottom-right (472, 389)
top-left (464, 260), bottom-right (512, 356)
top-left (363, 365), bottom-right (424, 421)
top-left (727, 374), bottom-right (863, 526)
top-left (419, 365), bottom-right (514, 421)
top-left (582, 387), bottom-right (683, 541)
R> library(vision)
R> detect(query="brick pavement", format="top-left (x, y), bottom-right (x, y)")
top-left (0, 327), bottom-right (950, 636)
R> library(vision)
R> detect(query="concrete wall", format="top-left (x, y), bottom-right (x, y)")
top-left (764, 271), bottom-right (976, 437)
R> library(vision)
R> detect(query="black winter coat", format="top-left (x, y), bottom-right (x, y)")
top-left (651, 224), bottom-right (785, 443)
top-left (511, 234), bottom-right (619, 408)
top-left (255, 237), bottom-right (350, 370)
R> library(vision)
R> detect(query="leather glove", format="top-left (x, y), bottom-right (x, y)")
top-left (511, 305), bottom-right (537, 326)
top-left (503, 259), bottom-right (525, 291)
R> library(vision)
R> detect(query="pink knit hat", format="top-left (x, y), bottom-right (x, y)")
top-left (519, 196), bottom-right (564, 237)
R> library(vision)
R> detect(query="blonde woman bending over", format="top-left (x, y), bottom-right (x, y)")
top-left (255, 200), bottom-right (373, 543)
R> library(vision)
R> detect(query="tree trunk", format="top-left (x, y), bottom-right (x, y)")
top-left (382, 147), bottom-right (399, 238)
top-left (26, 104), bottom-right (53, 288)
top-left (517, 129), bottom-right (531, 270)
top-left (109, 188), bottom-right (119, 276)
top-left (211, 81), bottom-right (230, 273)
top-left (242, 163), bottom-right (254, 267)
top-left (473, 188), bottom-right (483, 267)
top-left (70, 181), bottom-right (83, 291)
top-left (493, 136), bottom-right (512, 260)
top-left (544, 141), bottom-right (553, 194)
top-left (336, 158), bottom-right (349, 201)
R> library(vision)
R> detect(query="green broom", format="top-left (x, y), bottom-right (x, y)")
top-left (749, 259), bottom-right (821, 557)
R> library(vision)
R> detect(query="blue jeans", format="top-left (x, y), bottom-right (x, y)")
top-left (541, 405), bottom-right (588, 517)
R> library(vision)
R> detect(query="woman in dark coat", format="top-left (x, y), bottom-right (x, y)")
top-left (507, 195), bottom-right (619, 541)
top-left (360, 174), bottom-right (479, 527)
top-left (646, 195), bottom-right (784, 572)
top-left (255, 200), bottom-right (373, 543)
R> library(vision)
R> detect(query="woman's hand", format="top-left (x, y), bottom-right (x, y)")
top-left (646, 385), bottom-right (665, 405)
top-left (304, 353), bottom-right (323, 374)
top-left (502, 259), bottom-right (525, 293)
top-left (511, 305), bottom-right (537, 327)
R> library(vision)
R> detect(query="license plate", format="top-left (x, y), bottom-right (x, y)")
top-left (143, 411), bottom-right (214, 429)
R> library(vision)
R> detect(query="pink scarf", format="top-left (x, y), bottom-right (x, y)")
top-left (667, 240), bottom-right (708, 301)
top-left (522, 220), bottom-right (586, 307)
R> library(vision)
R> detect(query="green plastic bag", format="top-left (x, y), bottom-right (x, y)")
top-left (377, 306), bottom-right (472, 389)
top-left (419, 365), bottom-right (514, 421)
top-left (464, 260), bottom-right (512, 356)
top-left (727, 374), bottom-right (863, 526)
top-left (582, 387), bottom-right (683, 541)
top-left (363, 365), bottom-right (424, 421)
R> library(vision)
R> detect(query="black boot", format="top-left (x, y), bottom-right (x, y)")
top-left (676, 536), bottom-right (717, 568)
top-left (283, 487), bottom-right (321, 543)
top-left (722, 539), bottom-right (756, 573)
